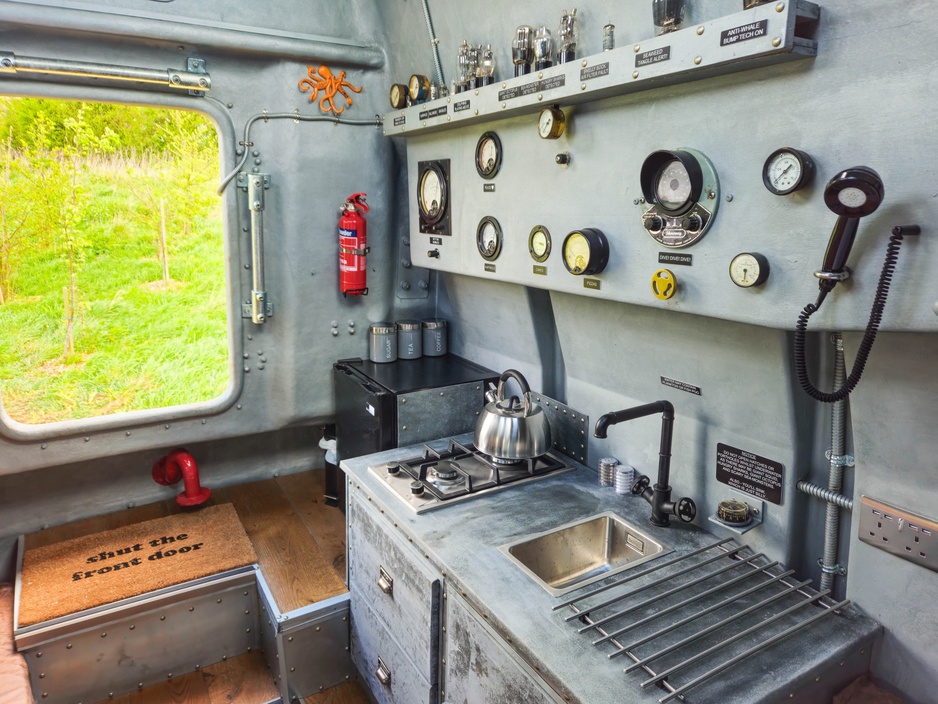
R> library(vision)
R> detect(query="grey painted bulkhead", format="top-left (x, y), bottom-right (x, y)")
top-left (0, 0), bottom-right (936, 702)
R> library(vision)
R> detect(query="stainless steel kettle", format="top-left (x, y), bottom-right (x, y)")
top-left (475, 369), bottom-right (552, 461)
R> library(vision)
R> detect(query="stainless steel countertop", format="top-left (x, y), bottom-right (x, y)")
top-left (341, 436), bottom-right (881, 704)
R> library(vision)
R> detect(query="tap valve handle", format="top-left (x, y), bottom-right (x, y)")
top-left (676, 496), bottom-right (696, 523)
top-left (630, 475), bottom-right (650, 496)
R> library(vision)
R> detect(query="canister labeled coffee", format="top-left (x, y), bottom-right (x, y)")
top-left (396, 320), bottom-right (422, 359)
top-left (368, 322), bottom-right (397, 363)
top-left (422, 319), bottom-right (447, 356)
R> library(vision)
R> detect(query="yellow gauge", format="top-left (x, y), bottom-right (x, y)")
top-left (562, 228), bottom-right (609, 276)
top-left (651, 269), bottom-right (677, 300)
top-left (537, 105), bottom-right (566, 139)
top-left (475, 131), bottom-right (502, 179)
top-left (389, 83), bottom-right (407, 110)
top-left (528, 225), bottom-right (551, 262)
top-left (408, 74), bottom-right (430, 102)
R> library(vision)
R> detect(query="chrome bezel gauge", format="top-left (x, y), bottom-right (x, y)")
top-left (528, 225), bottom-right (552, 263)
top-left (639, 148), bottom-right (719, 248)
top-left (417, 159), bottom-right (451, 235)
top-left (477, 216), bottom-right (503, 261)
top-left (762, 147), bottom-right (815, 196)
top-left (475, 131), bottom-right (502, 179)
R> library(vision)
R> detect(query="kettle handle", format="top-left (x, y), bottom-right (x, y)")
top-left (497, 369), bottom-right (533, 417)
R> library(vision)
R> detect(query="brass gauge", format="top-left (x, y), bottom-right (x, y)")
top-left (639, 148), bottom-right (719, 248)
top-left (729, 252), bottom-right (769, 288)
top-left (537, 105), bottom-right (566, 139)
top-left (528, 225), bottom-right (552, 262)
top-left (763, 147), bottom-right (815, 195)
top-left (408, 74), bottom-right (430, 103)
top-left (389, 83), bottom-right (407, 110)
top-left (477, 216), bottom-right (503, 261)
top-left (417, 160), bottom-right (450, 235)
top-left (562, 228), bottom-right (608, 275)
top-left (475, 132), bottom-right (502, 179)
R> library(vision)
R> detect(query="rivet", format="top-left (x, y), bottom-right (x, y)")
top-left (447, 116), bottom-right (451, 122)
top-left (816, 676), bottom-right (821, 682)
top-left (291, 667), bottom-right (296, 672)
top-left (288, 636), bottom-right (293, 642)
top-left (342, 616), bottom-right (348, 622)
top-left (776, 2), bottom-right (785, 11)
top-left (840, 660), bottom-right (845, 667)
top-left (41, 443), bottom-right (47, 449)
top-left (580, 83), bottom-right (586, 90)
top-left (633, 44), bottom-right (641, 52)
top-left (84, 436), bottom-right (90, 442)
top-left (66, 643), bottom-right (72, 648)
top-left (126, 431), bottom-right (132, 436)
top-left (501, 82), bottom-right (506, 88)
top-left (223, 655), bottom-right (228, 660)
top-left (474, 89), bottom-right (479, 96)
top-left (422, 121), bottom-right (426, 127)
top-left (501, 103), bottom-right (506, 109)
top-left (537, 94), bottom-right (543, 101)
top-left (725, 194), bottom-right (734, 202)
top-left (244, 591), bottom-right (249, 596)
top-left (138, 683), bottom-right (143, 689)
top-left (101, 632), bottom-right (107, 638)
top-left (694, 56), bottom-right (702, 65)
top-left (160, 616), bottom-right (166, 621)
top-left (772, 37), bottom-right (782, 47)
top-left (164, 424), bottom-right (170, 429)
top-left (189, 606), bottom-right (194, 612)
top-left (632, 71), bottom-right (639, 79)
top-left (245, 610), bottom-right (250, 615)
top-left (129, 625), bottom-right (135, 630)
top-left (39, 673), bottom-right (45, 679)
top-left (167, 673), bottom-right (173, 679)
top-left (537, 71), bottom-right (544, 79)
top-left (316, 626), bottom-right (321, 631)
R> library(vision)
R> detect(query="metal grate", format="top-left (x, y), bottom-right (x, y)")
top-left (553, 538), bottom-right (849, 703)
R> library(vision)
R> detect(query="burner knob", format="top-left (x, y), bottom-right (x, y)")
top-left (410, 480), bottom-right (425, 496)
top-left (387, 462), bottom-right (401, 476)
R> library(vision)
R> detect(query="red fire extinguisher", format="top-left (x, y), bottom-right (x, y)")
top-left (338, 192), bottom-right (370, 296)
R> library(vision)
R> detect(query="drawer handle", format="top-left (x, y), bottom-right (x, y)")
top-left (376, 656), bottom-right (392, 686)
top-left (378, 566), bottom-right (393, 596)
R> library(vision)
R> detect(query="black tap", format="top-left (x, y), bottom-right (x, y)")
top-left (594, 400), bottom-right (696, 527)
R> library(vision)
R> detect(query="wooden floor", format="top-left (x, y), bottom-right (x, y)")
top-left (25, 468), bottom-right (347, 613)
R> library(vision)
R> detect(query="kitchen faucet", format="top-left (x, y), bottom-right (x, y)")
top-left (594, 400), bottom-right (696, 527)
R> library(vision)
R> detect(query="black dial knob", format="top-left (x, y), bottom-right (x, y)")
top-left (410, 480), bottom-right (425, 496)
top-left (684, 214), bottom-right (702, 233)
top-left (645, 216), bottom-right (664, 233)
top-left (387, 462), bottom-right (401, 476)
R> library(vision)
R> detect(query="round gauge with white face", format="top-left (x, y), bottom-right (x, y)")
top-left (655, 159), bottom-right (693, 211)
top-left (762, 147), bottom-right (815, 195)
top-left (528, 225), bottom-right (551, 262)
top-left (537, 106), bottom-right (565, 139)
top-left (389, 83), bottom-right (407, 110)
top-left (562, 228), bottom-right (609, 276)
top-left (475, 132), bottom-right (502, 179)
top-left (476, 216), bottom-right (502, 261)
top-left (418, 164), bottom-right (446, 223)
top-left (729, 252), bottom-right (769, 288)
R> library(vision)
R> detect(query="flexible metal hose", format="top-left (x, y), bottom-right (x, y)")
top-left (420, 0), bottom-right (446, 88)
top-left (820, 336), bottom-right (847, 591)
top-left (797, 481), bottom-right (853, 510)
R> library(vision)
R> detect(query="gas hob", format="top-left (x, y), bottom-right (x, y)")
top-left (368, 439), bottom-right (575, 513)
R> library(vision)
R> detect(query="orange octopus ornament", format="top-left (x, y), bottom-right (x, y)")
top-left (298, 65), bottom-right (363, 115)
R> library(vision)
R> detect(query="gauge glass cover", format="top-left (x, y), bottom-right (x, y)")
top-left (655, 159), bottom-right (693, 211)
top-left (537, 107), bottom-right (565, 139)
top-left (563, 233), bottom-right (590, 273)
top-left (477, 217), bottom-right (502, 260)
top-left (419, 169), bottom-right (444, 218)
top-left (729, 252), bottom-right (768, 288)
top-left (475, 132), bottom-right (502, 179)
top-left (389, 84), bottom-right (406, 109)
top-left (528, 226), bottom-right (551, 262)
top-left (764, 151), bottom-right (802, 194)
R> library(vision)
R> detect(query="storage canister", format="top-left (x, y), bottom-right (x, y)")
top-left (422, 319), bottom-right (447, 356)
top-left (368, 322), bottom-right (397, 363)
top-left (396, 320), bottom-right (422, 359)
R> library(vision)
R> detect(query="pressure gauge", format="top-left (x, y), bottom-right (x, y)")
top-left (528, 225), bottom-right (551, 262)
top-left (389, 83), bottom-right (407, 110)
top-left (477, 216), bottom-right (503, 261)
top-left (639, 149), bottom-right (719, 248)
top-left (762, 147), bottom-right (815, 195)
top-left (417, 160), bottom-right (450, 235)
top-left (537, 106), bottom-right (565, 140)
top-left (408, 74), bottom-right (430, 103)
top-left (562, 228), bottom-right (608, 276)
top-left (729, 252), bottom-right (769, 288)
top-left (475, 132), bottom-right (502, 179)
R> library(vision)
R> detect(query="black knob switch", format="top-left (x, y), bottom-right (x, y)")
top-left (645, 216), bottom-right (664, 233)
top-left (410, 480), bottom-right (425, 496)
top-left (387, 462), bottom-right (401, 476)
top-left (428, 249), bottom-right (441, 259)
top-left (684, 214), bottom-right (703, 233)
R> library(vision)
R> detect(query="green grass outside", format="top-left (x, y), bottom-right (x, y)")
top-left (0, 156), bottom-right (229, 424)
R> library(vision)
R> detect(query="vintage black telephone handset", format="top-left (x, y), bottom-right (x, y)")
top-left (794, 166), bottom-right (919, 402)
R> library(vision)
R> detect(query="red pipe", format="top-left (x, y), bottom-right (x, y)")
top-left (152, 449), bottom-right (212, 507)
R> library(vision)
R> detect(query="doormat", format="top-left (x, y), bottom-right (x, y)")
top-left (17, 503), bottom-right (257, 627)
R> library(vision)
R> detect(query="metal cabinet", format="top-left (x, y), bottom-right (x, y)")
top-left (442, 589), bottom-right (563, 704)
top-left (348, 493), bottom-right (441, 703)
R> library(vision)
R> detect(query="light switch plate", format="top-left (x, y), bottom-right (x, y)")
top-left (858, 495), bottom-right (938, 573)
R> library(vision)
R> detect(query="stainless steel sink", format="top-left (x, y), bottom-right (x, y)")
top-left (498, 511), bottom-right (669, 596)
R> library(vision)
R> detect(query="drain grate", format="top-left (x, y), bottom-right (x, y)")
top-left (553, 538), bottom-right (849, 703)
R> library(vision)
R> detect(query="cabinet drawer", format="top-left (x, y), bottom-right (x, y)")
top-left (348, 494), bottom-right (441, 683)
top-left (352, 598), bottom-right (438, 704)
top-left (443, 591), bottom-right (562, 704)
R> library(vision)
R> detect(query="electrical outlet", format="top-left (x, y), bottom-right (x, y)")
top-left (858, 495), bottom-right (938, 573)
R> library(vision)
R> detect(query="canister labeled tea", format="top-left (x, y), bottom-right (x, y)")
top-left (369, 322), bottom-right (397, 363)
top-left (422, 319), bottom-right (448, 356)
top-left (396, 320), bottom-right (422, 359)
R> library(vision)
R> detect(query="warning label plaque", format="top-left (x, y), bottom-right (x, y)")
top-left (716, 443), bottom-right (783, 505)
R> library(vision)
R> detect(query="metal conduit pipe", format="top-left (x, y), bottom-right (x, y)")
top-left (820, 333), bottom-right (848, 591)
top-left (797, 481), bottom-right (853, 510)
top-left (420, 0), bottom-right (446, 88)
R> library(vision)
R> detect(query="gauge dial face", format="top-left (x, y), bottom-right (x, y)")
top-left (475, 132), bottom-right (502, 179)
top-left (729, 252), bottom-right (769, 288)
top-left (419, 168), bottom-right (444, 220)
top-left (762, 148), bottom-right (814, 195)
top-left (408, 74), bottom-right (429, 101)
top-left (537, 107), bottom-right (565, 139)
top-left (655, 159), bottom-right (693, 211)
top-left (528, 225), bottom-right (551, 262)
top-left (389, 83), bottom-right (407, 110)
top-left (562, 229), bottom-right (608, 276)
top-left (476, 217), bottom-right (502, 261)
